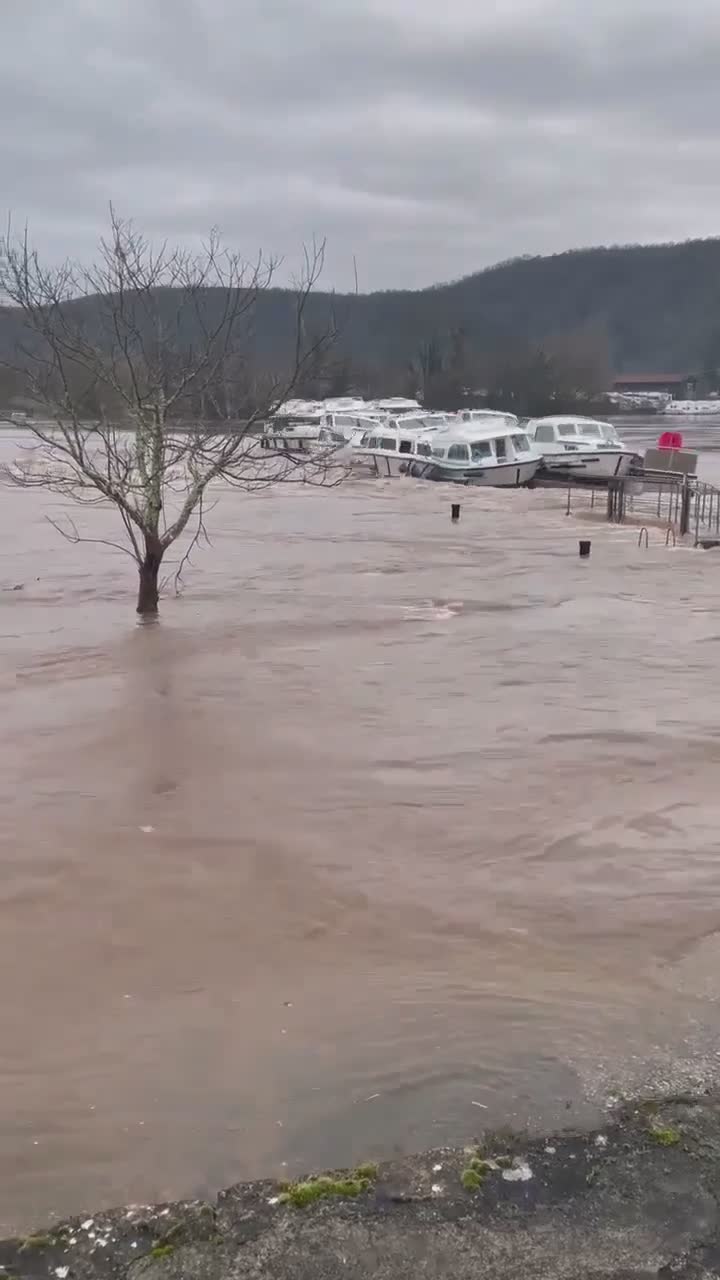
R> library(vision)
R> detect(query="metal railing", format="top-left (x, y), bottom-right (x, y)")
top-left (561, 468), bottom-right (720, 545)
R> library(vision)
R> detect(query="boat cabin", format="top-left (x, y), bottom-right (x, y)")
top-left (416, 427), bottom-right (536, 464)
top-left (459, 409), bottom-right (519, 428)
top-left (528, 417), bottom-right (623, 448)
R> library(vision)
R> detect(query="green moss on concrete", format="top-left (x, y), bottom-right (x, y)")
top-left (279, 1166), bottom-right (377, 1209)
top-left (461, 1168), bottom-right (484, 1191)
top-left (648, 1125), bottom-right (681, 1147)
top-left (150, 1244), bottom-right (176, 1260)
top-left (461, 1158), bottom-right (491, 1191)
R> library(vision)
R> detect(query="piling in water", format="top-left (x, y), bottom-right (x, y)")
top-left (579, 540), bottom-right (591, 558)
top-left (451, 503), bottom-right (460, 522)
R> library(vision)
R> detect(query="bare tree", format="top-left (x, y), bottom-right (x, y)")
top-left (0, 210), bottom-right (342, 614)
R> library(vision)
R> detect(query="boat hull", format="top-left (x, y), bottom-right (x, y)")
top-left (408, 458), bottom-right (540, 487)
top-left (352, 451), bottom-right (414, 477)
top-left (538, 449), bottom-right (635, 480)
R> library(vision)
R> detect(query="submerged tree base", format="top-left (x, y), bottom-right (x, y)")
top-left (5, 1094), bottom-right (720, 1278)
top-left (136, 566), bottom-right (161, 615)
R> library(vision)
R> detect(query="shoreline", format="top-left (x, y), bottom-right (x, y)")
top-left (6, 1092), bottom-right (720, 1278)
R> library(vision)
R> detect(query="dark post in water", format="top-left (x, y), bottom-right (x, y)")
top-left (680, 478), bottom-right (691, 537)
top-left (579, 540), bottom-right (591, 558)
top-left (451, 503), bottom-right (461, 522)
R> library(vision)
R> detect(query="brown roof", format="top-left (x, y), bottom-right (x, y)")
top-left (613, 373), bottom-right (693, 385)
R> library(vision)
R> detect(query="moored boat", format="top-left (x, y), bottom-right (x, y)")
top-left (408, 421), bottom-right (541, 486)
top-left (351, 415), bottom-right (453, 475)
top-left (525, 415), bottom-right (636, 480)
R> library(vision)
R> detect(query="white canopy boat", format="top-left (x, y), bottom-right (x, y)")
top-left (408, 421), bottom-right (541, 486)
top-left (317, 412), bottom-right (382, 448)
top-left (366, 397), bottom-right (423, 415)
top-left (264, 403), bottom-right (378, 453)
top-left (352, 415), bottom-right (454, 476)
top-left (524, 415), bottom-right (636, 480)
top-left (459, 409), bottom-right (520, 428)
top-left (262, 403), bottom-right (324, 452)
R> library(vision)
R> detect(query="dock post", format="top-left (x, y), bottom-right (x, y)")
top-left (579, 540), bottom-right (591, 558)
top-left (451, 503), bottom-right (460, 522)
top-left (607, 480), bottom-right (625, 523)
top-left (680, 479), bottom-right (691, 537)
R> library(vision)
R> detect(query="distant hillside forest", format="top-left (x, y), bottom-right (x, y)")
top-left (3, 237), bottom-right (720, 417)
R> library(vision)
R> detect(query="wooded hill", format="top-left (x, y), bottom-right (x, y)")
top-left (2, 237), bottom-right (719, 412)
top-left (250, 236), bottom-right (720, 376)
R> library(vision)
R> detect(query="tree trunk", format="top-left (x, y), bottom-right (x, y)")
top-left (136, 537), bottom-right (163, 616)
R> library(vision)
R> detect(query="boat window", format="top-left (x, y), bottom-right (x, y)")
top-left (399, 439), bottom-right (413, 454)
top-left (511, 434), bottom-right (531, 452)
top-left (415, 442), bottom-right (432, 457)
top-left (600, 424), bottom-right (620, 442)
top-left (470, 440), bottom-right (492, 459)
top-left (579, 425), bottom-right (602, 437)
top-left (534, 424), bottom-right (554, 442)
top-left (494, 437), bottom-right (507, 460)
top-left (447, 444), bottom-right (470, 461)
top-left (380, 437), bottom-right (396, 450)
top-left (557, 424), bottom-right (581, 437)
top-left (432, 446), bottom-right (446, 458)
top-left (367, 436), bottom-right (379, 448)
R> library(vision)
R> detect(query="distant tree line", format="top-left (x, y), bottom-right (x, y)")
top-left (3, 235), bottom-right (720, 419)
top-left (292, 324), bottom-right (613, 417)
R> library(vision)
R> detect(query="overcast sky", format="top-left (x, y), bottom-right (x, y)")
top-left (3, 0), bottom-right (720, 291)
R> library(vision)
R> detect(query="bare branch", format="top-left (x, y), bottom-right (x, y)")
top-left (0, 211), bottom-right (342, 614)
top-left (44, 512), bottom-right (139, 561)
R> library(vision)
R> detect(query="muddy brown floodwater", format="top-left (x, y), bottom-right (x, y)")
top-left (3, 424), bottom-right (720, 1233)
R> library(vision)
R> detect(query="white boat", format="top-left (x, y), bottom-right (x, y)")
top-left (352, 415), bottom-right (454, 476)
top-left (459, 409), bottom-right (519, 428)
top-left (366, 397), bottom-right (423, 415)
top-left (525, 415), bottom-right (636, 480)
top-left (317, 412), bottom-right (381, 448)
top-left (408, 421), bottom-right (541, 487)
top-left (262, 403), bottom-right (324, 451)
top-left (264, 403), bottom-right (377, 452)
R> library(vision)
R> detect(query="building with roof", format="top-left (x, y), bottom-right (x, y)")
top-left (612, 373), bottom-right (701, 400)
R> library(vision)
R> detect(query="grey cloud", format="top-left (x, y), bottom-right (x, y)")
top-left (1, 0), bottom-right (720, 288)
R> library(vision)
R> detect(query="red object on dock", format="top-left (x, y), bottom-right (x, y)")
top-left (658, 430), bottom-right (683, 449)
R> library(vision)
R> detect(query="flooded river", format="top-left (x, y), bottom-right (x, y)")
top-left (3, 420), bottom-right (720, 1231)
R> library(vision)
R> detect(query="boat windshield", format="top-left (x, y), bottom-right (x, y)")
top-left (600, 424), bottom-right (621, 442)
top-left (557, 422), bottom-right (614, 440)
top-left (470, 440), bottom-right (493, 459)
top-left (511, 433), bottom-right (531, 452)
top-left (415, 442), bottom-right (432, 457)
